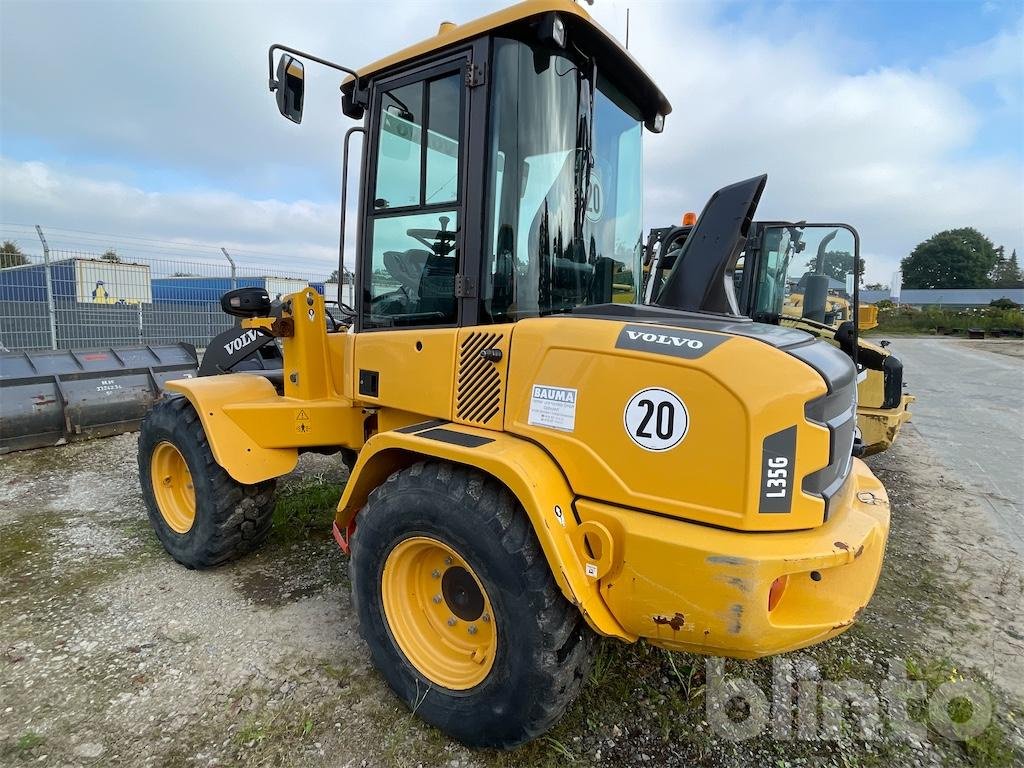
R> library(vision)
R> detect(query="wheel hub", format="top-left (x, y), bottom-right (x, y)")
top-left (150, 441), bottom-right (196, 534)
top-left (381, 536), bottom-right (497, 690)
top-left (441, 566), bottom-right (485, 622)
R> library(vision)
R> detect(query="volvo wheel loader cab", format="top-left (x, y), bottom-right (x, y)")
top-left (644, 216), bottom-right (914, 455)
top-left (138, 0), bottom-right (890, 749)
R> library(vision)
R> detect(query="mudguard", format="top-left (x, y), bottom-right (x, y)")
top-left (335, 421), bottom-right (633, 642)
top-left (165, 374), bottom-right (299, 485)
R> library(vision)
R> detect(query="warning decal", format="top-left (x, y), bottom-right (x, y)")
top-left (528, 385), bottom-right (578, 432)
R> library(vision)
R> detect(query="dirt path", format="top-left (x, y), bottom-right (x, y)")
top-left (1, 431), bottom-right (1021, 767)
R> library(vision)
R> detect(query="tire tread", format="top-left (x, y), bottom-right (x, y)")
top-left (138, 394), bottom-right (276, 568)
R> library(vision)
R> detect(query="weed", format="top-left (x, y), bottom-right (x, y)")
top-left (271, 476), bottom-right (343, 543)
top-left (1, 731), bottom-right (45, 758)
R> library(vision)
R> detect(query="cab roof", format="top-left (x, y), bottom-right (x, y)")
top-left (345, 0), bottom-right (671, 123)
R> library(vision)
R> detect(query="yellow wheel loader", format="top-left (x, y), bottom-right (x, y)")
top-left (643, 219), bottom-right (914, 455)
top-left (137, 0), bottom-right (890, 748)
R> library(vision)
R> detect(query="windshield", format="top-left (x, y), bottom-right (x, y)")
top-left (752, 225), bottom-right (859, 327)
top-left (482, 37), bottom-right (644, 322)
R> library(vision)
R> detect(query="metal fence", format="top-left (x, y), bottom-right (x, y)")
top-left (0, 226), bottom-right (351, 352)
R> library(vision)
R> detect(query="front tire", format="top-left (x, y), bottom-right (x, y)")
top-left (138, 395), bottom-right (277, 568)
top-left (349, 461), bottom-right (594, 749)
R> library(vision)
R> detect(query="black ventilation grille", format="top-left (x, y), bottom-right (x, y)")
top-left (456, 332), bottom-right (504, 426)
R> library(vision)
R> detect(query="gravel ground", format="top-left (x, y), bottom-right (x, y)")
top-left (1, 427), bottom-right (1021, 767)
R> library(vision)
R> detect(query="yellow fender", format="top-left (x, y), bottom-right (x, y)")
top-left (165, 374), bottom-right (299, 485)
top-left (336, 423), bottom-right (633, 642)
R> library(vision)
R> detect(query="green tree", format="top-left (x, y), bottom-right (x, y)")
top-left (989, 297), bottom-right (1020, 309)
top-left (1, 240), bottom-right (30, 268)
top-left (100, 249), bottom-right (121, 263)
top-left (990, 247), bottom-right (1023, 288)
top-left (901, 228), bottom-right (998, 289)
top-left (806, 250), bottom-right (865, 285)
top-left (865, 282), bottom-right (888, 291)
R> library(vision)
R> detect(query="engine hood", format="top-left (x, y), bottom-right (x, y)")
top-left (503, 313), bottom-right (857, 532)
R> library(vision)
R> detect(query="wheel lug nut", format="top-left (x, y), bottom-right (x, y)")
top-left (482, 613), bottom-right (490, 623)
top-left (444, 556), bottom-right (453, 565)
top-left (431, 569), bottom-right (440, 579)
top-left (447, 617), bottom-right (457, 627)
top-left (432, 594), bottom-right (442, 604)
top-left (468, 625), bottom-right (477, 635)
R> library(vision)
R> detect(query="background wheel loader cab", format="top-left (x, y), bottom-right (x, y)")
top-left (138, 0), bottom-right (891, 749)
top-left (644, 217), bottom-right (914, 455)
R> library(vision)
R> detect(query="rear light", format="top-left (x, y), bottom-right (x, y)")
top-left (768, 575), bottom-right (789, 611)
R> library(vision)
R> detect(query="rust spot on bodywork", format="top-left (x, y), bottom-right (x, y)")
top-left (653, 612), bottom-right (686, 631)
top-left (831, 605), bottom-right (866, 631)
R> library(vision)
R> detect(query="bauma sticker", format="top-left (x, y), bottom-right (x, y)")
top-left (528, 385), bottom-right (578, 432)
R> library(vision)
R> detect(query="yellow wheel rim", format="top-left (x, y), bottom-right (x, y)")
top-left (381, 537), bottom-right (497, 690)
top-left (150, 441), bottom-right (196, 534)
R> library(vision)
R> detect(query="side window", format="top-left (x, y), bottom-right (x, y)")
top-left (424, 75), bottom-right (460, 205)
top-left (375, 82), bottom-right (423, 209)
top-left (365, 71), bottom-right (463, 329)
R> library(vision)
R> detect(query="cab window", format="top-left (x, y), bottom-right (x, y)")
top-left (364, 71), bottom-right (462, 329)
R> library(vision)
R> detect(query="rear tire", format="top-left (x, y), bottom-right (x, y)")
top-left (350, 460), bottom-right (594, 749)
top-left (138, 395), bottom-right (277, 568)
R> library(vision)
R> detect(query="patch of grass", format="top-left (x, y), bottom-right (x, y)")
top-left (235, 718), bottom-right (270, 748)
top-left (0, 512), bottom-right (60, 573)
top-left (270, 476), bottom-right (344, 544)
top-left (904, 657), bottom-right (1020, 768)
top-left (3, 731), bottom-right (45, 758)
top-left (0, 511), bottom-right (144, 631)
top-left (232, 703), bottom-right (323, 753)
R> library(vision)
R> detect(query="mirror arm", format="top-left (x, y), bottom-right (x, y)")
top-left (267, 43), bottom-right (365, 106)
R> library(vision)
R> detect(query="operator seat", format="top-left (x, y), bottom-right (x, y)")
top-left (418, 251), bottom-right (457, 320)
top-left (383, 249), bottom-right (430, 296)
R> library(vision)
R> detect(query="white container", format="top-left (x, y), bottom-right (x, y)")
top-left (75, 260), bottom-right (152, 304)
top-left (263, 277), bottom-right (310, 301)
top-left (323, 282), bottom-right (355, 307)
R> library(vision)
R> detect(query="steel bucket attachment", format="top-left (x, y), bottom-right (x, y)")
top-left (0, 344), bottom-right (198, 454)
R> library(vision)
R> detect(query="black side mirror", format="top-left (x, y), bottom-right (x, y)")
top-left (221, 287), bottom-right (272, 318)
top-left (273, 54), bottom-right (304, 123)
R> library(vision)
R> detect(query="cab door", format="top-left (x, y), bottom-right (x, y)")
top-left (352, 52), bottom-right (477, 424)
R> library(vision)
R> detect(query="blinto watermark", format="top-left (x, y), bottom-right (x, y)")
top-left (705, 656), bottom-right (992, 743)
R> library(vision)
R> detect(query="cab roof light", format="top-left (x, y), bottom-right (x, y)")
top-left (682, 211), bottom-right (697, 226)
top-left (538, 12), bottom-right (567, 48)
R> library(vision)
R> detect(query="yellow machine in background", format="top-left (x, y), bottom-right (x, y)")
top-left (644, 219), bottom-right (912, 455)
top-left (782, 292), bottom-right (852, 324)
top-left (138, 1), bottom-right (890, 748)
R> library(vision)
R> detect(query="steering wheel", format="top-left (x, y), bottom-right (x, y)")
top-left (407, 215), bottom-right (457, 255)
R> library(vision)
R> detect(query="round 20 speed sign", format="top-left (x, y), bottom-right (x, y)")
top-left (623, 388), bottom-right (689, 452)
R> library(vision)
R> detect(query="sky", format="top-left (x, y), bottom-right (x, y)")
top-left (1, 0), bottom-right (1022, 284)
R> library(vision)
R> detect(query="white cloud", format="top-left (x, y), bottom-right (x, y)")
top-left (0, 157), bottom-right (346, 277)
top-left (619, 2), bottom-right (1023, 282)
top-left (1, 0), bottom-right (1021, 286)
